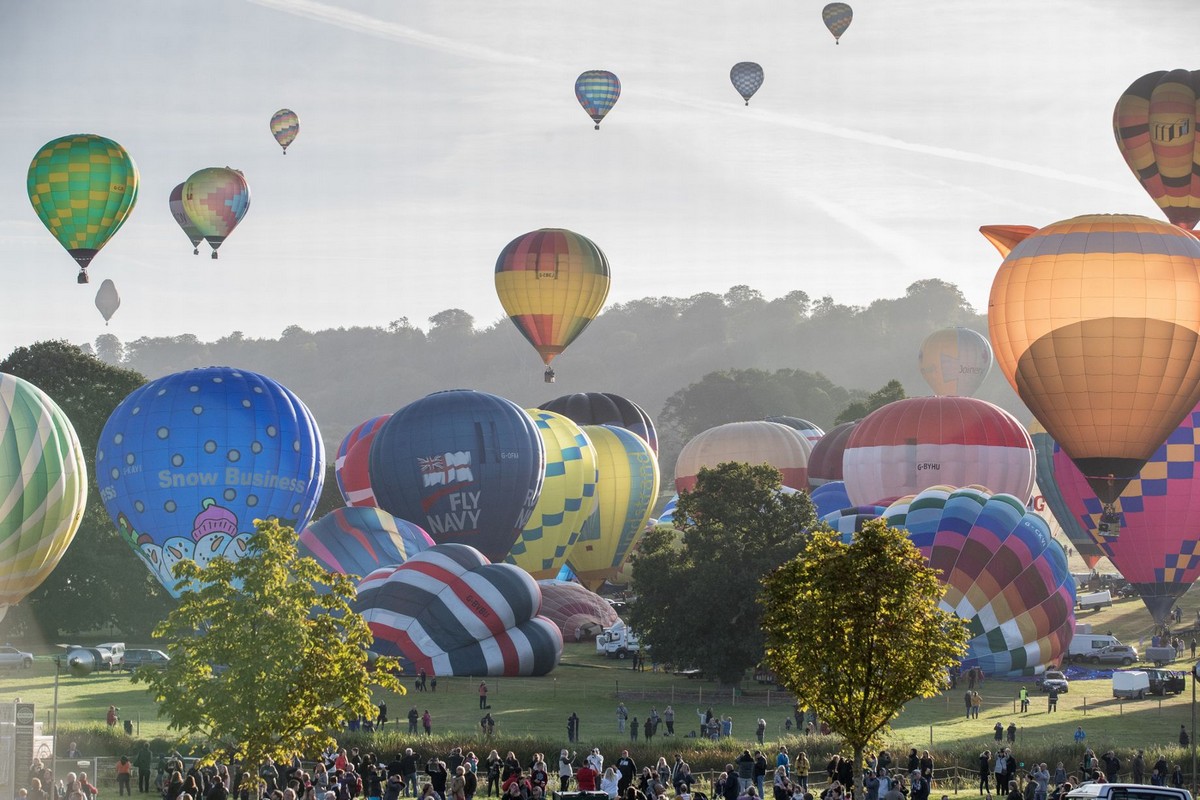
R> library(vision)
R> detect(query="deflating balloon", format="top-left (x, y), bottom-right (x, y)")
top-left (27, 134), bottom-right (139, 283)
top-left (298, 506), bottom-right (433, 577)
top-left (96, 367), bottom-right (325, 597)
top-left (918, 327), bottom-right (993, 397)
top-left (539, 392), bottom-right (658, 454)
top-left (882, 486), bottom-right (1076, 676)
top-left (182, 167), bottom-right (251, 259)
top-left (984, 214), bottom-right (1200, 507)
top-left (335, 415), bottom-right (390, 507)
top-left (807, 420), bottom-right (858, 487)
top-left (730, 62), bottom-right (764, 105)
top-left (567, 425), bottom-right (659, 590)
top-left (575, 70), bottom-right (621, 130)
top-left (822, 2), bottom-right (853, 43)
top-left (536, 579), bottom-right (620, 641)
top-left (1113, 70), bottom-right (1200, 229)
top-left (1028, 420), bottom-right (1106, 569)
top-left (169, 183), bottom-right (204, 255)
top-left (506, 410), bottom-right (597, 580)
top-left (842, 397), bottom-right (1035, 507)
top-left (356, 543), bottom-right (563, 676)
top-left (368, 390), bottom-right (544, 563)
top-left (94, 279), bottom-right (120, 324)
top-left (675, 421), bottom-right (812, 493)
top-left (764, 416), bottom-right (825, 446)
top-left (270, 108), bottom-right (300, 154)
top-left (0, 374), bottom-right (87, 621)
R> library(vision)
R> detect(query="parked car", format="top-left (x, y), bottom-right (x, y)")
top-left (1146, 667), bottom-right (1186, 696)
top-left (1067, 782), bottom-right (1192, 800)
top-left (122, 649), bottom-right (170, 671)
top-left (1086, 644), bottom-right (1139, 666)
top-left (0, 645), bottom-right (34, 669)
top-left (1037, 669), bottom-right (1069, 694)
top-left (96, 642), bottom-right (126, 669)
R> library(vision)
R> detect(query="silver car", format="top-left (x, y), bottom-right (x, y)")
top-left (0, 645), bottom-right (34, 669)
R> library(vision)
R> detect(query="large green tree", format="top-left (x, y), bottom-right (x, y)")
top-left (834, 378), bottom-right (907, 425)
top-left (628, 463), bottom-right (815, 685)
top-left (760, 519), bottom-right (968, 797)
top-left (0, 340), bottom-right (174, 638)
top-left (137, 518), bottom-right (402, 766)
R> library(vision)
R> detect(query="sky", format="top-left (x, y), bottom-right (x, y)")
top-left (2, 0), bottom-right (1199, 349)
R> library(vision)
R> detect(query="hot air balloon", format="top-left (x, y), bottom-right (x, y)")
top-left (536, 579), bottom-right (620, 641)
top-left (918, 327), bottom-right (994, 397)
top-left (566, 425), bottom-right (659, 590)
top-left (270, 108), bottom-right (300, 155)
top-left (675, 421), bottom-right (812, 494)
top-left (356, 543), bottom-right (563, 676)
top-left (169, 183), bottom-right (204, 256)
top-left (94, 279), bottom-right (120, 324)
top-left (368, 390), bottom-right (544, 563)
top-left (820, 505), bottom-right (888, 538)
top-left (335, 415), bottom-right (390, 507)
top-left (575, 70), bottom-right (621, 130)
top-left (1028, 420), bottom-right (1106, 569)
top-left (730, 62), bottom-right (764, 106)
top-left (807, 420), bottom-right (858, 487)
top-left (1113, 70), bottom-right (1200, 230)
top-left (0, 374), bottom-right (87, 623)
top-left (506, 410), bottom-right (598, 580)
top-left (983, 214), bottom-right (1200, 526)
top-left (182, 167), bottom-right (251, 259)
top-left (96, 367), bottom-right (325, 597)
top-left (495, 229), bottom-right (611, 382)
top-left (842, 396), bottom-right (1035, 507)
top-left (27, 134), bottom-right (139, 283)
top-left (539, 392), bottom-right (658, 454)
top-left (810, 481), bottom-right (853, 519)
top-left (764, 416), bottom-right (825, 446)
top-left (1044, 403), bottom-right (1200, 623)
top-left (298, 506), bottom-right (433, 577)
top-left (880, 486), bottom-right (1076, 675)
top-left (822, 3), bottom-right (853, 44)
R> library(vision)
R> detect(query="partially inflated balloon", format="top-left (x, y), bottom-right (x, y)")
top-left (810, 481), bottom-right (852, 519)
top-left (807, 420), bottom-right (857, 487)
top-left (575, 70), bottom-right (621, 129)
top-left (537, 579), bottom-right (619, 641)
top-left (169, 183), bottom-right (204, 255)
top-left (495, 229), bottom-right (610, 379)
top-left (730, 62), bottom-right (764, 105)
top-left (182, 167), bottom-right (250, 259)
top-left (368, 390), bottom-right (544, 563)
top-left (94, 279), bottom-right (120, 324)
top-left (335, 415), bottom-right (390, 507)
top-left (539, 392), bottom-right (657, 454)
top-left (919, 327), bottom-right (993, 397)
top-left (764, 416), bottom-right (825, 446)
top-left (822, 3), bottom-right (853, 43)
top-left (675, 421), bottom-right (812, 493)
top-left (984, 215), bottom-right (1200, 505)
top-left (27, 134), bottom-right (139, 283)
top-left (1028, 420), bottom-right (1106, 568)
top-left (0, 374), bottom-right (87, 621)
top-left (298, 506), bottom-right (433, 577)
top-left (97, 367), bottom-right (325, 597)
top-left (1113, 70), bottom-right (1200, 229)
top-left (270, 108), bottom-right (299, 154)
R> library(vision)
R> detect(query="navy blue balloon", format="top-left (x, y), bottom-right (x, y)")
top-left (538, 392), bottom-right (658, 454)
top-left (368, 390), bottom-right (545, 563)
top-left (97, 366), bottom-right (325, 597)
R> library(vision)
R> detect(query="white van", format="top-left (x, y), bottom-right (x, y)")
top-left (1112, 670), bottom-right (1151, 699)
top-left (1067, 783), bottom-right (1191, 800)
top-left (96, 642), bottom-right (126, 670)
top-left (1067, 633), bottom-right (1122, 660)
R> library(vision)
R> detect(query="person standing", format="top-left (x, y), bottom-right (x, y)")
top-left (756, 719), bottom-right (767, 745)
top-left (1180, 725), bottom-right (1190, 747)
top-left (963, 691), bottom-right (973, 720)
top-left (1132, 750), bottom-right (1146, 784)
top-left (408, 707), bottom-right (420, 735)
top-left (616, 703), bottom-right (629, 733)
top-left (422, 710), bottom-right (433, 736)
top-left (1019, 687), bottom-right (1029, 713)
top-left (753, 751), bottom-right (768, 798)
top-left (1047, 687), bottom-right (1058, 713)
top-left (117, 756), bottom-right (133, 797)
top-left (107, 706), bottom-right (119, 728)
top-left (994, 723), bottom-right (1003, 742)
top-left (568, 712), bottom-right (580, 743)
top-left (977, 751), bottom-right (991, 796)
top-left (377, 703), bottom-right (389, 728)
top-left (616, 751), bottom-right (637, 795)
top-left (134, 742), bottom-right (153, 794)
top-left (1074, 727), bottom-right (1086, 745)
top-left (479, 682), bottom-right (489, 710)
top-left (664, 706), bottom-right (675, 737)
top-left (972, 692), bottom-right (982, 719)
top-left (1006, 723), bottom-right (1017, 744)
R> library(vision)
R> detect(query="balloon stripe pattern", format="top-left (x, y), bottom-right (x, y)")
top-left (335, 415), bottom-right (390, 506)
top-left (575, 70), bottom-right (621, 129)
top-left (822, 3), bottom-right (853, 42)
top-left (919, 327), bottom-right (993, 397)
top-left (495, 230), bottom-right (611, 366)
top-left (182, 167), bottom-right (251, 252)
top-left (1027, 421), bottom-right (1106, 567)
top-left (1114, 70), bottom-right (1200, 230)
top-left (539, 393), bottom-right (658, 455)
top-left (810, 481), bottom-right (852, 520)
top-left (270, 109), bottom-right (300, 154)
top-left (356, 544), bottom-right (563, 676)
top-left (675, 421), bottom-right (812, 493)
top-left (764, 416), bottom-right (825, 446)
top-left (169, 183), bottom-right (204, 252)
top-left (0, 374), bottom-right (87, 614)
top-left (730, 62), bottom-right (764, 105)
top-left (27, 134), bottom-right (139, 272)
top-left (298, 507), bottom-right (433, 577)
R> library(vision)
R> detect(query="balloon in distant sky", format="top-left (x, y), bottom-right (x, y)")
top-left (730, 62), bottom-right (764, 105)
top-left (298, 506), bottom-right (433, 577)
top-left (0, 374), bottom-right (87, 623)
top-left (182, 167), bottom-right (251, 259)
top-left (842, 396), bottom-right (1035, 506)
top-left (94, 279), bottom-right (120, 324)
top-left (270, 108), bottom-right (299, 154)
top-left (675, 421), bottom-right (812, 493)
top-left (539, 392), bottom-right (657, 454)
top-left (169, 183), bottom-right (204, 255)
top-left (918, 327), bottom-right (993, 397)
top-left (27, 134), bottom-right (139, 283)
top-left (575, 70), bottom-right (621, 129)
top-left (1028, 420), bottom-right (1106, 569)
top-left (807, 420), bottom-right (857, 487)
top-left (368, 390), bottom-right (544, 563)
top-left (495, 229), bottom-right (611, 382)
top-left (335, 415), bottom-right (390, 507)
top-left (506, 410), bottom-right (597, 580)
top-left (764, 416), bottom-right (825, 446)
top-left (983, 214), bottom-right (1200, 508)
top-left (537, 579), bottom-right (620, 641)
top-left (1113, 70), bottom-right (1200, 229)
top-left (97, 366), bottom-right (325, 597)
top-left (822, 3), bottom-right (853, 43)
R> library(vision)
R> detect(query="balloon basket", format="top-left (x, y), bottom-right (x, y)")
top-left (211, 251), bottom-right (219, 260)
top-left (544, 368), bottom-right (556, 384)
top-left (193, 248), bottom-right (199, 255)
top-left (77, 270), bottom-right (89, 285)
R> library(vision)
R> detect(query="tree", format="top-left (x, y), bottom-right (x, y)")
top-left (136, 518), bottom-right (402, 767)
top-left (628, 463), bottom-right (815, 685)
top-left (760, 519), bottom-right (968, 798)
top-left (834, 378), bottom-right (906, 425)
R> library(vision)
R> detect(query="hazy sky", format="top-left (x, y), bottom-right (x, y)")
top-left (2, 0), bottom-right (1197, 348)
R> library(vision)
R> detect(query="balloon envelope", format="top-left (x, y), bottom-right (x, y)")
top-left (919, 327), bottom-right (993, 397)
top-left (537, 579), bottom-right (620, 641)
top-left (97, 367), bottom-right (325, 597)
top-left (1028, 420), bottom-right (1106, 568)
top-left (298, 506), bottom-right (433, 577)
top-left (807, 420), bottom-right (857, 487)
top-left (270, 108), bottom-right (299, 153)
top-left (730, 62), bottom-right (764, 105)
top-left (182, 167), bottom-right (251, 256)
top-left (676, 421), bottom-right (812, 494)
top-left (539, 392), bottom-right (658, 454)
top-left (984, 214), bottom-right (1200, 504)
top-left (810, 481), bottom-right (853, 520)
top-left (822, 2), bottom-right (853, 42)
top-left (335, 415), bottom-right (390, 507)
top-left (0, 374), bottom-right (87, 617)
top-left (575, 70), bottom-right (621, 129)
top-left (169, 183), bottom-right (204, 254)
top-left (764, 416), bottom-right (825, 446)
top-left (94, 279), bottom-right (120, 323)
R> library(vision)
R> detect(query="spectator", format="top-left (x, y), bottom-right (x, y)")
top-left (423, 710), bottom-right (433, 736)
top-left (1180, 726), bottom-right (1190, 748)
top-left (1074, 727), bottom-right (1086, 745)
top-left (117, 756), bottom-right (133, 797)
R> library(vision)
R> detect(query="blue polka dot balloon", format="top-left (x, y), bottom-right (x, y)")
top-left (97, 366), bottom-right (325, 597)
